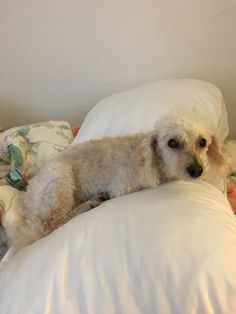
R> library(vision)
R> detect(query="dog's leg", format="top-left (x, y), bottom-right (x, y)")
top-left (0, 199), bottom-right (102, 270)
top-left (48, 192), bottom-right (110, 232)
top-left (43, 198), bottom-right (102, 235)
top-left (8, 159), bottom-right (77, 251)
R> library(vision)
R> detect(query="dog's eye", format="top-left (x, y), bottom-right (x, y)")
top-left (199, 138), bottom-right (207, 148)
top-left (168, 138), bottom-right (180, 149)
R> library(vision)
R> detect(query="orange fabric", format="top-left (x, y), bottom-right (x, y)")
top-left (72, 125), bottom-right (80, 136)
top-left (227, 182), bottom-right (236, 213)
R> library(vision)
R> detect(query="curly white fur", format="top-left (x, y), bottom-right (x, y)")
top-left (1, 111), bottom-right (230, 261)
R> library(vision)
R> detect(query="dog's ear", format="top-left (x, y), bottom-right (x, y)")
top-left (207, 135), bottom-right (227, 165)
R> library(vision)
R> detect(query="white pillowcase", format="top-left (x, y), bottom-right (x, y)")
top-left (73, 79), bottom-right (229, 144)
top-left (1, 181), bottom-right (236, 313)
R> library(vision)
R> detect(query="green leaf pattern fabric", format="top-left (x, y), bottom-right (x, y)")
top-left (0, 120), bottom-right (74, 178)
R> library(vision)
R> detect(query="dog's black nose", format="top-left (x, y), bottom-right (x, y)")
top-left (186, 163), bottom-right (203, 178)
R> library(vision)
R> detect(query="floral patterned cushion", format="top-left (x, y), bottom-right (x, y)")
top-left (0, 120), bottom-right (73, 178)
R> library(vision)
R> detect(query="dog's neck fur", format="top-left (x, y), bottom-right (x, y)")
top-left (151, 137), bottom-right (171, 183)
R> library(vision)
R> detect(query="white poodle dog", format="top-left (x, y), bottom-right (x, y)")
top-left (1, 111), bottom-right (229, 260)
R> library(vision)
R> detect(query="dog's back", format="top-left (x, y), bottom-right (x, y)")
top-left (63, 133), bottom-right (160, 199)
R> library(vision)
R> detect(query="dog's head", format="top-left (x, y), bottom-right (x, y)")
top-left (152, 111), bottom-right (228, 181)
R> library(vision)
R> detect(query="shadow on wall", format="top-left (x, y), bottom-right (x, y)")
top-left (0, 103), bottom-right (34, 130)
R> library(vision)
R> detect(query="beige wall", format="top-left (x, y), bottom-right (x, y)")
top-left (0, 0), bottom-right (236, 137)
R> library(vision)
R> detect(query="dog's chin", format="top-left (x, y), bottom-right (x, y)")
top-left (185, 172), bottom-right (204, 181)
top-left (165, 169), bottom-right (205, 182)
top-left (165, 173), bottom-right (188, 182)
top-left (171, 172), bottom-right (204, 182)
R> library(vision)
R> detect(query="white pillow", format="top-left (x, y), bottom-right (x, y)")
top-left (1, 181), bottom-right (236, 313)
top-left (73, 79), bottom-right (229, 144)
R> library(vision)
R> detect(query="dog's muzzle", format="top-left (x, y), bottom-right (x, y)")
top-left (186, 162), bottom-right (203, 178)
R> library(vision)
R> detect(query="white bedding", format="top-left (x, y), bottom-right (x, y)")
top-left (0, 79), bottom-right (233, 313)
top-left (1, 180), bottom-right (236, 314)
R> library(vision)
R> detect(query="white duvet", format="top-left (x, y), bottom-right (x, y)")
top-left (1, 180), bottom-right (236, 313)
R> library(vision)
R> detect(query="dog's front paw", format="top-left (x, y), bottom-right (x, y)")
top-left (76, 199), bottom-right (102, 213)
top-left (97, 192), bottom-right (110, 202)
